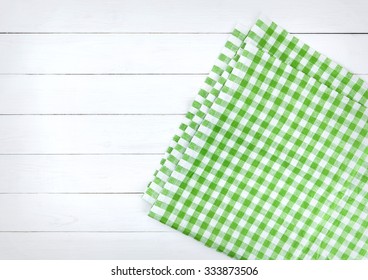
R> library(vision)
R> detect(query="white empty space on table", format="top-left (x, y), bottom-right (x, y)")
top-left (0, 0), bottom-right (367, 259)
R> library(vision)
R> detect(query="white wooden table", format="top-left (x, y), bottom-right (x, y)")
top-left (0, 0), bottom-right (367, 259)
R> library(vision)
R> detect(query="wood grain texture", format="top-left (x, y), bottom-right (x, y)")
top-left (0, 232), bottom-right (228, 259)
top-left (0, 34), bottom-right (224, 74)
top-left (0, 34), bottom-right (368, 74)
top-left (0, 115), bottom-right (183, 154)
top-left (0, 194), bottom-right (164, 231)
top-left (0, 75), bottom-right (203, 114)
top-left (0, 155), bottom-right (161, 193)
top-left (0, 0), bottom-right (367, 33)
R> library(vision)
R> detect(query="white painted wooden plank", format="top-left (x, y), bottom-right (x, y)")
top-left (0, 75), bottom-right (203, 114)
top-left (0, 232), bottom-right (227, 259)
top-left (0, 155), bottom-right (160, 193)
top-left (0, 194), bottom-right (165, 231)
top-left (0, 74), bottom-right (367, 115)
top-left (0, 34), bottom-right (225, 74)
top-left (0, 34), bottom-right (368, 74)
top-left (0, 0), bottom-right (367, 33)
top-left (0, 115), bottom-right (183, 154)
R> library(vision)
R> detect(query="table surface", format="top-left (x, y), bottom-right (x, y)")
top-left (0, 0), bottom-right (367, 260)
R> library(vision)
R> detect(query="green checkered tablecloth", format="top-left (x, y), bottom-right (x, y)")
top-left (143, 17), bottom-right (368, 259)
top-left (143, 16), bottom-right (368, 205)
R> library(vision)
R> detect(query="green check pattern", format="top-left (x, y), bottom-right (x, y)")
top-left (150, 43), bottom-right (368, 259)
top-left (143, 16), bottom-right (368, 205)
top-left (143, 17), bottom-right (368, 259)
top-left (246, 18), bottom-right (368, 107)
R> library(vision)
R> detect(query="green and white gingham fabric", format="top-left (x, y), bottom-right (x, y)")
top-left (143, 17), bottom-right (368, 259)
top-left (150, 43), bottom-right (368, 259)
top-left (143, 16), bottom-right (368, 205)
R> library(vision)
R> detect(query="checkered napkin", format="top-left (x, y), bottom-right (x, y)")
top-left (143, 16), bottom-right (368, 205)
top-left (143, 17), bottom-right (368, 259)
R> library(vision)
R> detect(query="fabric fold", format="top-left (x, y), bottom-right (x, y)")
top-left (142, 16), bottom-right (368, 260)
top-left (144, 17), bottom-right (368, 206)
